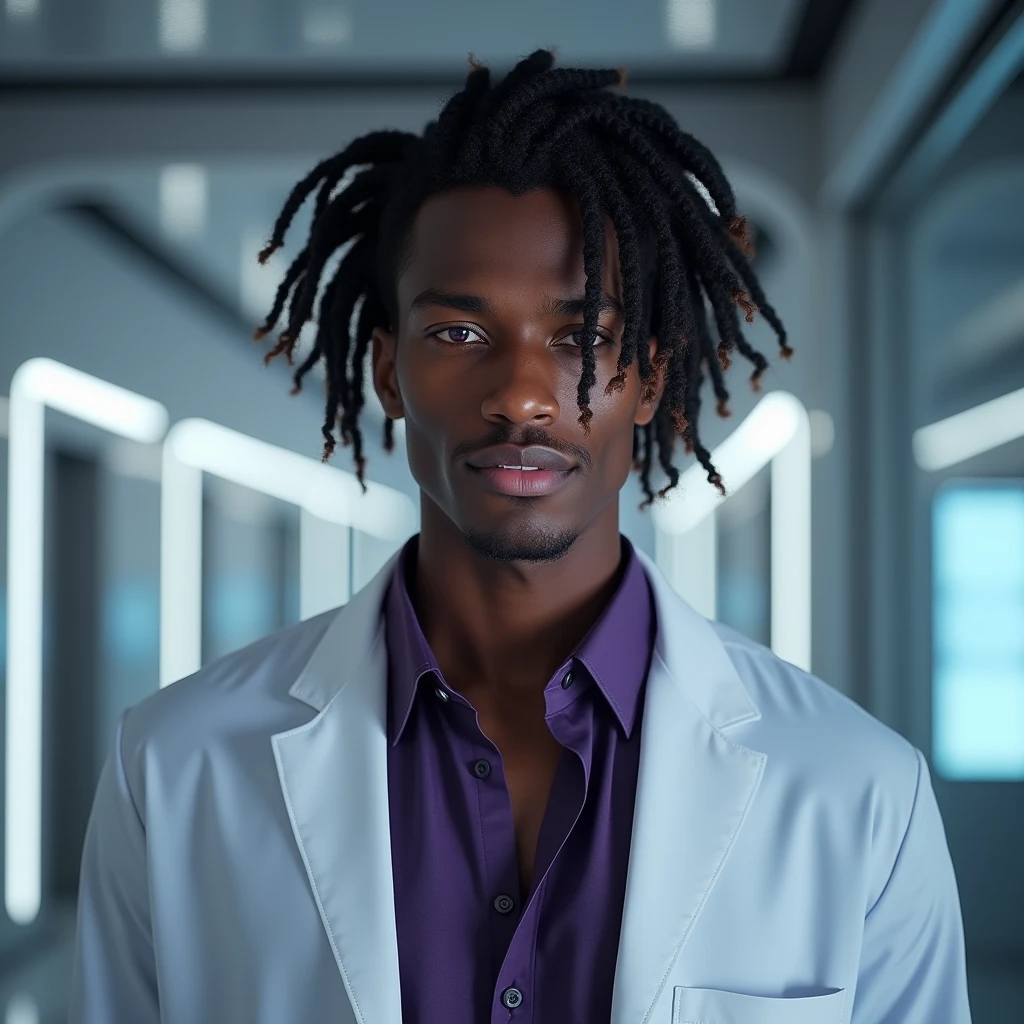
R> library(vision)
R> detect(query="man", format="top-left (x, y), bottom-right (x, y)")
top-left (70, 50), bottom-right (971, 1023)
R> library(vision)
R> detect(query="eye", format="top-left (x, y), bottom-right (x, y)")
top-left (566, 330), bottom-right (614, 348)
top-left (428, 325), bottom-right (485, 345)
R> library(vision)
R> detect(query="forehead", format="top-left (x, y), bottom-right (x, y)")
top-left (397, 185), bottom-right (621, 309)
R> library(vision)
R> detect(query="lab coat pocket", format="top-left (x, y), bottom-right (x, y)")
top-left (672, 985), bottom-right (846, 1024)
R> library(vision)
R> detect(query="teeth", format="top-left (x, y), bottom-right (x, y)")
top-left (498, 465), bottom-right (540, 470)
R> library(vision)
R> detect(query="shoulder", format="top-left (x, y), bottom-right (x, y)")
top-left (708, 620), bottom-right (924, 897)
top-left (710, 618), bottom-right (919, 778)
top-left (117, 608), bottom-right (341, 772)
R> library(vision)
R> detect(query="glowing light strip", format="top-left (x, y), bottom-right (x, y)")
top-left (912, 385), bottom-right (1024, 471)
top-left (653, 391), bottom-right (812, 670)
top-left (4, 992), bottom-right (39, 1024)
top-left (5, 359), bottom-right (168, 927)
top-left (5, 0), bottom-right (41, 21)
top-left (158, 0), bottom-right (206, 53)
top-left (160, 418), bottom-right (416, 687)
top-left (666, 0), bottom-right (716, 50)
top-left (159, 163), bottom-right (207, 239)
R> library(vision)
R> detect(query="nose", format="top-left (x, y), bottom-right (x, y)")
top-left (479, 349), bottom-right (560, 427)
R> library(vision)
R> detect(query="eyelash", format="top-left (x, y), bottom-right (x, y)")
top-left (427, 325), bottom-right (614, 348)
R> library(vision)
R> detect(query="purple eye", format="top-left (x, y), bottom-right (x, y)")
top-left (432, 326), bottom-right (480, 344)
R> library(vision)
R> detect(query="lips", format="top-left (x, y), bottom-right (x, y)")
top-left (466, 444), bottom-right (575, 472)
top-left (469, 465), bottom-right (575, 497)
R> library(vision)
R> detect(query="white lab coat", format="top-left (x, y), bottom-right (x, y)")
top-left (69, 546), bottom-right (972, 1023)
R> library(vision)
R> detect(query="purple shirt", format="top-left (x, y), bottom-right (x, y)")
top-left (385, 534), bottom-right (655, 1024)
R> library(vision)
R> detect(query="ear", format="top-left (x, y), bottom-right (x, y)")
top-left (371, 327), bottom-right (405, 421)
top-left (633, 335), bottom-right (666, 428)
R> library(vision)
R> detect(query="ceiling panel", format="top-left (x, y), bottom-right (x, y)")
top-left (1, 0), bottom-right (809, 77)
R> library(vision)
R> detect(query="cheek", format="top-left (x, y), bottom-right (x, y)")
top-left (394, 355), bottom-right (465, 491)
top-left (555, 352), bottom-right (640, 414)
top-left (400, 389), bottom-right (450, 461)
top-left (394, 346), bottom-right (449, 433)
top-left (576, 381), bottom-right (644, 489)
top-left (603, 415), bottom-right (640, 483)
top-left (401, 412), bottom-right (460, 508)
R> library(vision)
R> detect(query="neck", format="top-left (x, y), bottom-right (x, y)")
top-left (411, 499), bottom-right (626, 710)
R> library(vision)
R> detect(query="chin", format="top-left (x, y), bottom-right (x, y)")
top-left (460, 520), bottom-right (581, 564)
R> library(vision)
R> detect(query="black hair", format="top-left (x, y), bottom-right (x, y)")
top-left (254, 48), bottom-right (792, 508)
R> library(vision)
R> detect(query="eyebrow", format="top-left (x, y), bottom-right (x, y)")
top-left (407, 287), bottom-right (624, 319)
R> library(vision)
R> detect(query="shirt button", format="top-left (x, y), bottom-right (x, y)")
top-left (493, 894), bottom-right (515, 914)
top-left (433, 686), bottom-right (449, 703)
top-left (561, 670), bottom-right (574, 689)
top-left (501, 987), bottom-right (523, 1009)
top-left (472, 759), bottom-right (491, 779)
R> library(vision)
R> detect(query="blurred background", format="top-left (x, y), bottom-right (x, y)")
top-left (0, 0), bottom-right (1022, 1019)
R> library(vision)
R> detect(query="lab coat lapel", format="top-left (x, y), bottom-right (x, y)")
top-left (271, 552), bottom-right (404, 1024)
top-left (610, 548), bottom-right (767, 1024)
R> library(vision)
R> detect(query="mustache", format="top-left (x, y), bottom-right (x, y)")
top-left (453, 426), bottom-right (592, 471)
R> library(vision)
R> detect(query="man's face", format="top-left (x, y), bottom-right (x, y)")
top-left (372, 185), bottom-right (662, 563)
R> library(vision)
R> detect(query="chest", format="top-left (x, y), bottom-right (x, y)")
top-left (476, 702), bottom-right (564, 800)
top-left (475, 704), bottom-right (567, 885)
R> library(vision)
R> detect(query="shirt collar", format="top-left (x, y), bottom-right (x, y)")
top-left (385, 534), bottom-right (655, 744)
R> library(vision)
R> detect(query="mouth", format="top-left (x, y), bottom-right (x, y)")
top-left (467, 464), bottom-right (576, 497)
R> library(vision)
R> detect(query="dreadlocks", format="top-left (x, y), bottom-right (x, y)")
top-left (255, 48), bottom-right (792, 508)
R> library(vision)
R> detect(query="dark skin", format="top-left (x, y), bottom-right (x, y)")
top-left (371, 186), bottom-right (665, 895)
